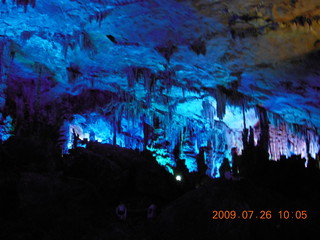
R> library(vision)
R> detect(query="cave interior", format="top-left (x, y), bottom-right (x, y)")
top-left (0, 0), bottom-right (320, 239)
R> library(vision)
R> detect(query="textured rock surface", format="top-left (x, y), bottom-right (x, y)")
top-left (0, 0), bottom-right (319, 173)
top-left (1, 0), bottom-right (319, 126)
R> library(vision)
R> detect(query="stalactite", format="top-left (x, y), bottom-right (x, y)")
top-left (280, 124), bottom-right (287, 156)
top-left (155, 42), bottom-right (178, 63)
top-left (202, 99), bottom-right (215, 127)
top-left (242, 104), bottom-right (246, 129)
top-left (216, 87), bottom-right (226, 120)
top-left (89, 9), bottom-right (112, 26)
top-left (67, 63), bottom-right (82, 84)
top-left (267, 111), bottom-right (283, 128)
top-left (81, 31), bottom-right (94, 51)
top-left (157, 69), bottom-right (176, 93)
top-left (14, 0), bottom-right (36, 12)
top-left (189, 39), bottom-right (206, 56)
top-left (143, 116), bottom-right (150, 150)
top-left (142, 68), bottom-right (152, 91)
top-left (51, 33), bottom-right (70, 58)
top-left (124, 66), bottom-right (139, 88)
top-left (115, 103), bottom-right (124, 133)
top-left (257, 106), bottom-right (269, 152)
top-left (248, 126), bottom-right (254, 147)
top-left (306, 131), bottom-right (310, 157)
top-left (0, 38), bottom-right (14, 110)
top-left (264, 121), bottom-right (310, 160)
top-left (0, 37), bottom-right (12, 81)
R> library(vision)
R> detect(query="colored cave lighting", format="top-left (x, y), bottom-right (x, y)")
top-left (146, 146), bottom-right (176, 175)
top-left (0, 114), bottom-right (13, 142)
top-left (61, 112), bottom-right (144, 152)
top-left (62, 103), bottom-right (319, 178)
top-left (0, 0), bottom-right (318, 185)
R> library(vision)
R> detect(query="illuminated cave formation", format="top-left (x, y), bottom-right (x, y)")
top-left (2, 1), bottom-right (320, 239)
top-left (0, 0), bottom-right (320, 178)
top-left (62, 97), bottom-right (319, 177)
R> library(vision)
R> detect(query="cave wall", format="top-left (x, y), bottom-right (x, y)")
top-left (0, 0), bottom-right (319, 177)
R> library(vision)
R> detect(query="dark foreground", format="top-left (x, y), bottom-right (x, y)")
top-left (1, 137), bottom-right (320, 240)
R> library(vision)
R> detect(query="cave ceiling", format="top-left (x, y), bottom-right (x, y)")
top-left (0, 0), bottom-right (320, 129)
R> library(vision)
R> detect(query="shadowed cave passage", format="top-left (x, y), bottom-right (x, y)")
top-left (0, 138), bottom-right (320, 240)
top-left (1, 0), bottom-right (320, 239)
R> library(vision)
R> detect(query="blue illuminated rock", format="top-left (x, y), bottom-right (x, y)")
top-left (0, 0), bottom-right (319, 177)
